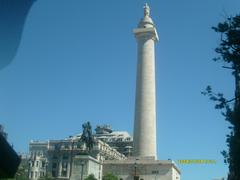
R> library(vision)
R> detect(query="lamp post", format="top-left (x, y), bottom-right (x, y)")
top-left (152, 171), bottom-right (158, 180)
top-left (134, 160), bottom-right (139, 180)
top-left (134, 162), bottom-right (137, 176)
top-left (45, 160), bottom-right (48, 178)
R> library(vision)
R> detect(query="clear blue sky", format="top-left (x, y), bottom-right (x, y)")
top-left (0, 0), bottom-right (239, 179)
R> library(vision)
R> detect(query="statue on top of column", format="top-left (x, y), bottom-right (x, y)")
top-left (144, 3), bottom-right (150, 17)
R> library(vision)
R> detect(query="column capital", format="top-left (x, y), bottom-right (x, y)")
top-left (133, 27), bottom-right (159, 41)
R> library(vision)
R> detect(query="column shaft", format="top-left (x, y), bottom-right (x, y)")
top-left (133, 36), bottom-right (157, 159)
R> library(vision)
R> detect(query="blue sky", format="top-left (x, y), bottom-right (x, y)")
top-left (0, 0), bottom-right (240, 179)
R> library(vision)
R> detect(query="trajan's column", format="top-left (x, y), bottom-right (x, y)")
top-left (133, 3), bottom-right (159, 159)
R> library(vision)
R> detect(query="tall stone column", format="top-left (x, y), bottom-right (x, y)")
top-left (133, 3), bottom-right (159, 159)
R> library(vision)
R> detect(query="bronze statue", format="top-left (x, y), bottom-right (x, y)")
top-left (80, 121), bottom-right (95, 152)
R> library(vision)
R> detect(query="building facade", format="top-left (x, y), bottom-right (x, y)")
top-left (94, 125), bottom-right (133, 157)
top-left (103, 158), bottom-right (181, 180)
top-left (28, 128), bottom-right (127, 180)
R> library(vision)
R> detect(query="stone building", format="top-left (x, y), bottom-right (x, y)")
top-left (28, 141), bottom-right (49, 179)
top-left (94, 125), bottom-right (133, 157)
top-left (28, 130), bottom-right (126, 180)
top-left (103, 158), bottom-right (180, 180)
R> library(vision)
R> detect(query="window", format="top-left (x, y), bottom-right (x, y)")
top-left (52, 162), bottom-right (57, 169)
top-left (62, 162), bottom-right (68, 177)
top-left (52, 170), bottom-right (56, 177)
top-left (64, 144), bottom-right (68, 149)
top-left (30, 171), bottom-right (33, 178)
top-left (62, 162), bottom-right (68, 170)
top-left (36, 161), bottom-right (39, 167)
top-left (35, 171), bottom-right (37, 178)
top-left (134, 176), bottom-right (139, 180)
top-left (152, 170), bottom-right (159, 174)
top-left (61, 170), bottom-right (67, 177)
top-left (42, 161), bottom-right (45, 168)
top-left (63, 153), bottom-right (68, 159)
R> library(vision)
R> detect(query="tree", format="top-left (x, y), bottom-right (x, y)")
top-left (14, 158), bottom-right (29, 180)
top-left (102, 173), bottom-right (118, 180)
top-left (202, 14), bottom-right (240, 180)
top-left (39, 174), bottom-right (54, 180)
top-left (84, 174), bottom-right (97, 180)
top-left (1, 164), bottom-right (28, 180)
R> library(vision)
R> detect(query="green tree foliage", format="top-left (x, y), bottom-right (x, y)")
top-left (102, 173), bottom-right (118, 180)
top-left (12, 159), bottom-right (28, 180)
top-left (39, 171), bottom-right (54, 180)
top-left (84, 174), bottom-right (97, 180)
top-left (202, 14), bottom-right (240, 180)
